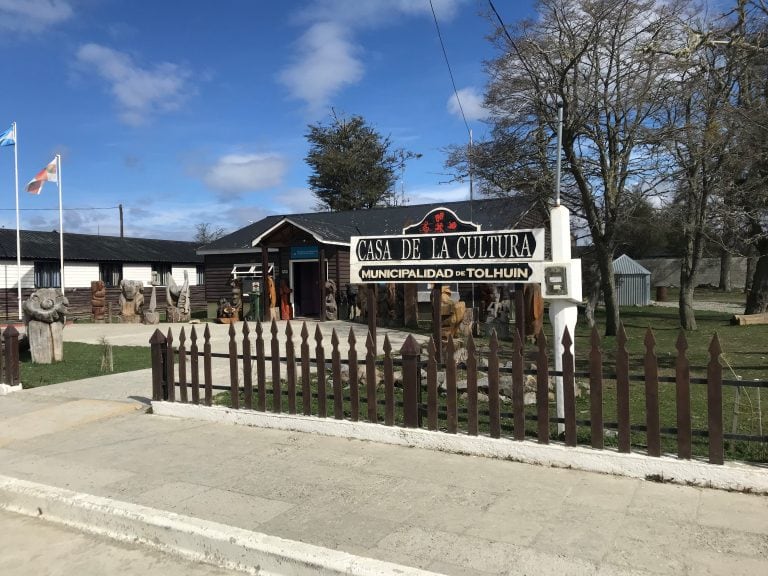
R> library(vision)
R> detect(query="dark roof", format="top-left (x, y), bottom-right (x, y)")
top-left (0, 228), bottom-right (202, 263)
top-left (199, 197), bottom-right (547, 254)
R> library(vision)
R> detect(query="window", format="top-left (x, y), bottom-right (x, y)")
top-left (196, 265), bottom-right (205, 285)
top-left (152, 263), bottom-right (172, 286)
top-left (99, 263), bottom-right (123, 288)
top-left (34, 262), bottom-right (60, 288)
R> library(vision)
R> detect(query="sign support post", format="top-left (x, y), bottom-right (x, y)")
top-left (548, 204), bottom-right (578, 435)
top-left (432, 283), bottom-right (442, 362)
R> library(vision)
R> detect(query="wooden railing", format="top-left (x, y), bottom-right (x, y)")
top-left (149, 320), bottom-right (768, 465)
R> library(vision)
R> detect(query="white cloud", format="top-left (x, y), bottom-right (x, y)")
top-left (1, 193), bottom-right (273, 241)
top-left (203, 153), bottom-right (287, 197)
top-left (447, 87), bottom-right (488, 122)
top-left (272, 187), bottom-right (317, 214)
top-left (406, 183), bottom-right (470, 205)
top-left (281, 0), bottom-right (468, 113)
top-left (120, 201), bottom-right (271, 240)
top-left (76, 43), bottom-right (192, 126)
top-left (279, 22), bottom-right (363, 114)
top-left (0, 0), bottom-right (72, 33)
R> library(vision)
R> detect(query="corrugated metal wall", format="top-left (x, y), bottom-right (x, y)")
top-left (615, 274), bottom-right (650, 306)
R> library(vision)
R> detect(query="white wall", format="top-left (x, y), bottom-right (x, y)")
top-left (0, 261), bottom-right (34, 289)
top-left (0, 260), bottom-right (201, 290)
top-left (0, 261), bottom-right (99, 289)
top-left (64, 263), bottom-right (99, 288)
top-left (123, 264), bottom-right (153, 286)
top-left (637, 257), bottom-right (748, 289)
top-left (171, 266), bottom-right (199, 287)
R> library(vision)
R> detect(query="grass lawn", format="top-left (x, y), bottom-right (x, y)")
top-left (569, 305), bottom-right (767, 463)
top-left (20, 341), bottom-right (150, 388)
top-left (573, 306), bottom-right (768, 379)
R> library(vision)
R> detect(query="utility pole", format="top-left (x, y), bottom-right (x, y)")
top-left (119, 204), bottom-right (124, 238)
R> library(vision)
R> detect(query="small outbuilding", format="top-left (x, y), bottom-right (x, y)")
top-left (612, 254), bottom-right (651, 306)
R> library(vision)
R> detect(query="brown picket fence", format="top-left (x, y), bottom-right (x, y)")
top-left (0, 325), bottom-right (20, 387)
top-left (149, 320), bottom-right (768, 465)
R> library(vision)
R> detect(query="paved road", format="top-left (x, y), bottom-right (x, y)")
top-left (2, 318), bottom-right (766, 575)
top-left (652, 299), bottom-right (744, 314)
top-left (0, 509), bottom-right (238, 576)
top-left (61, 318), bottom-right (427, 355)
top-left (1, 384), bottom-right (767, 575)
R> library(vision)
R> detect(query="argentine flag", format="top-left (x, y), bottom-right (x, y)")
top-left (0, 125), bottom-right (15, 147)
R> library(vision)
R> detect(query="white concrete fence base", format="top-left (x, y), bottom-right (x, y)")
top-left (0, 382), bottom-right (22, 396)
top-left (152, 401), bottom-right (768, 495)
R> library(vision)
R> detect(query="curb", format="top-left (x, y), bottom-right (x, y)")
top-left (152, 401), bottom-right (768, 495)
top-left (0, 474), bottom-right (445, 576)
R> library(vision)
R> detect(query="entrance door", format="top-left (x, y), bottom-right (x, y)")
top-left (291, 261), bottom-right (321, 317)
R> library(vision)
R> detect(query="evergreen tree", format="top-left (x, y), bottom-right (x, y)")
top-left (305, 111), bottom-right (417, 211)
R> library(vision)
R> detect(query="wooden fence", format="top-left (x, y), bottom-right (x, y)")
top-left (0, 326), bottom-right (21, 387)
top-left (149, 320), bottom-right (768, 465)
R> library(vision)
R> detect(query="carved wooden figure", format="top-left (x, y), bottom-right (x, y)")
top-left (23, 288), bottom-right (69, 363)
top-left (91, 280), bottom-right (106, 322)
top-left (119, 279), bottom-right (144, 323)
top-left (166, 270), bottom-right (190, 322)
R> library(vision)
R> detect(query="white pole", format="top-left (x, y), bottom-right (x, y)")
top-left (555, 103), bottom-right (563, 206)
top-left (549, 101), bottom-right (577, 436)
top-left (13, 122), bottom-right (21, 320)
top-left (57, 154), bottom-right (65, 294)
top-left (549, 206), bottom-right (578, 435)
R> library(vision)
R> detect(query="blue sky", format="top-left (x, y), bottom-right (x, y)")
top-left (0, 0), bottom-right (535, 240)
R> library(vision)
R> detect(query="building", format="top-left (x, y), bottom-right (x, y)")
top-left (613, 254), bottom-right (651, 306)
top-left (198, 197), bottom-right (548, 320)
top-left (0, 229), bottom-right (204, 321)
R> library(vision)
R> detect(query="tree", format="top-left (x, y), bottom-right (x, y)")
top-left (195, 222), bottom-right (226, 245)
top-left (652, 34), bottom-right (739, 330)
top-left (472, 0), bottom-right (682, 336)
top-left (651, 0), bottom-right (768, 322)
top-left (305, 111), bottom-right (418, 211)
top-left (729, 1), bottom-right (768, 312)
top-left (613, 192), bottom-right (678, 259)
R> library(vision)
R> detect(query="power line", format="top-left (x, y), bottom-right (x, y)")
top-left (487, 0), bottom-right (516, 47)
top-left (429, 0), bottom-right (479, 310)
top-left (429, 0), bottom-right (471, 138)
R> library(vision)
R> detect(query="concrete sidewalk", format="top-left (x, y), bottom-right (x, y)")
top-left (1, 375), bottom-right (767, 575)
top-left (61, 318), bottom-right (427, 355)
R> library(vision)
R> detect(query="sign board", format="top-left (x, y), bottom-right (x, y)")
top-left (402, 207), bottom-right (479, 235)
top-left (290, 245), bottom-right (319, 259)
top-left (350, 228), bottom-right (546, 284)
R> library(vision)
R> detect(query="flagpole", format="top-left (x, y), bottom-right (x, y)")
top-left (57, 154), bottom-right (65, 295)
top-left (13, 122), bottom-right (21, 320)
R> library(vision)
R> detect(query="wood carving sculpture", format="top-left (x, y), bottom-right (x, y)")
top-left (91, 280), bottom-right (106, 322)
top-left (166, 271), bottom-right (190, 322)
top-left (23, 288), bottom-right (69, 363)
top-left (119, 279), bottom-right (144, 323)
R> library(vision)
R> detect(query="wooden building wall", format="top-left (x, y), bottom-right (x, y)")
top-left (203, 252), bottom-right (279, 303)
top-left (0, 285), bottom-right (206, 323)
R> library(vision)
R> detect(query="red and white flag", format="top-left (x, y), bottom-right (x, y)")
top-left (26, 157), bottom-right (58, 194)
